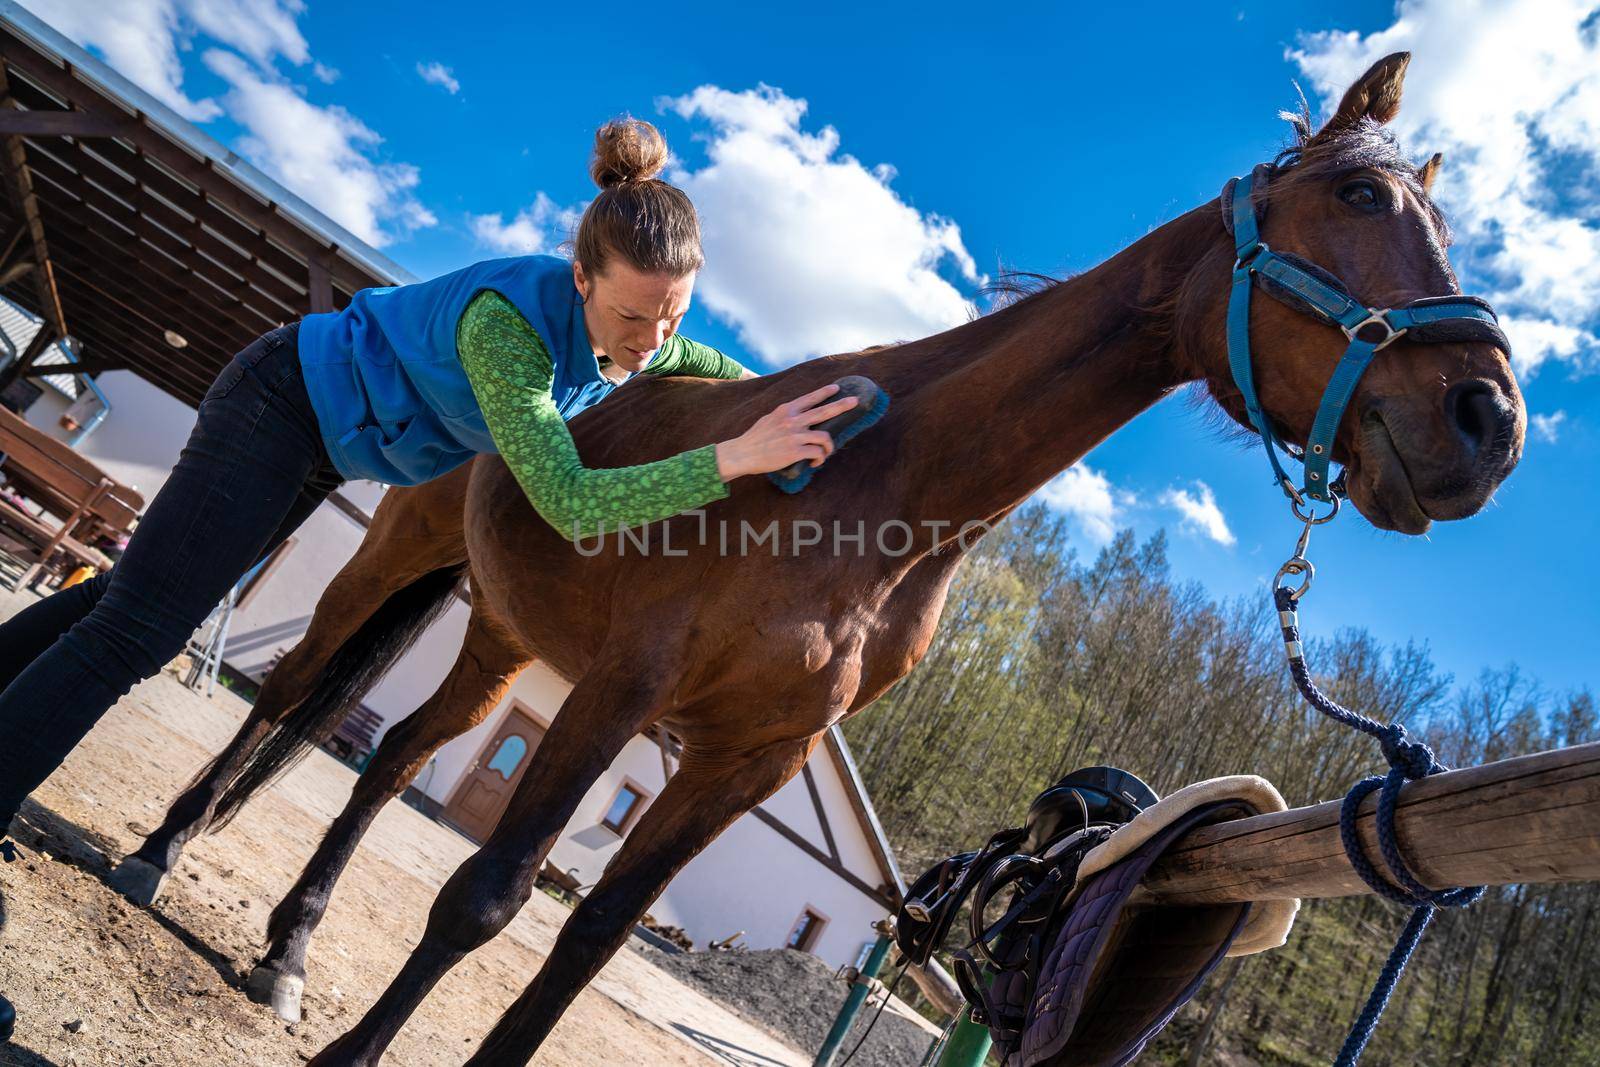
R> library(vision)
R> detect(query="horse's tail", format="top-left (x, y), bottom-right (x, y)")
top-left (209, 562), bottom-right (467, 830)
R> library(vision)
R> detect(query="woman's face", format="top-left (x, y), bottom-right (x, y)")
top-left (572, 259), bottom-right (696, 375)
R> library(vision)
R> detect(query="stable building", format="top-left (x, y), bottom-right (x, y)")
top-left (0, 4), bottom-right (903, 968)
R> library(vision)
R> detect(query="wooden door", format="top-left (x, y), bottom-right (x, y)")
top-left (442, 705), bottom-right (545, 843)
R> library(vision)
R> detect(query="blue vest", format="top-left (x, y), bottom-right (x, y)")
top-left (297, 255), bottom-right (627, 485)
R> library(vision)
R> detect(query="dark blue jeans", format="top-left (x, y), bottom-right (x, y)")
top-left (0, 322), bottom-right (344, 829)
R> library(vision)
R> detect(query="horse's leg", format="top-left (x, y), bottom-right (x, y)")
top-left (109, 581), bottom-right (389, 904)
top-left (112, 476), bottom-right (469, 905)
top-left (467, 735), bottom-right (815, 1064)
top-left (306, 658), bottom-right (668, 1067)
top-left (247, 613), bottom-right (529, 1021)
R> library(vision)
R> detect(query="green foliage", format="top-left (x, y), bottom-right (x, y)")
top-left (843, 503), bottom-right (1598, 1065)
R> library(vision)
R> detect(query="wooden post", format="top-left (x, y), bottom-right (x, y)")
top-left (1140, 742), bottom-right (1600, 905)
top-left (0, 75), bottom-right (69, 344)
top-left (307, 252), bottom-right (334, 315)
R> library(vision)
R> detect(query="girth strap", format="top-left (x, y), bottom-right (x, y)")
top-left (1222, 167), bottom-right (1508, 503)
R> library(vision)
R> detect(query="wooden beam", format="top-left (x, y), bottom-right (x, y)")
top-left (37, 263), bottom-right (225, 380)
top-left (0, 221), bottom-right (24, 268)
top-left (0, 42), bottom-right (380, 295)
top-left (16, 323), bottom-right (55, 367)
top-left (21, 357), bottom-right (115, 380)
top-left (749, 805), bottom-right (897, 909)
top-left (0, 109), bottom-right (138, 138)
top-left (801, 763), bottom-right (842, 862)
top-left (27, 148), bottom-right (303, 324)
top-left (308, 252), bottom-right (333, 314)
top-left (0, 321), bottom-right (53, 390)
top-left (45, 273), bottom-right (223, 396)
top-left (39, 211), bottom-right (273, 349)
top-left (0, 72), bottom-right (67, 341)
top-left (40, 229), bottom-right (254, 355)
top-left (27, 137), bottom-right (309, 312)
top-left (43, 305), bottom-right (213, 397)
top-left (324, 491), bottom-right (374, 529)
top-left (1140, 742), bottom-right (1600, 905)
top-left (0, 256), bottom-right (32, 287)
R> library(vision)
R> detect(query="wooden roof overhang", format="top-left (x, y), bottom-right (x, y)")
top-left (0, 5), bottom-right (414, 407)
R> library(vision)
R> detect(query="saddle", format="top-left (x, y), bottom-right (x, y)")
top-left (896, 767), bottom-right (1297, 1066)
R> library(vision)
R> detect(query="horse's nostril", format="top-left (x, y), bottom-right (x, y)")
top-left (1443, 379), bottom-right (1506, 455)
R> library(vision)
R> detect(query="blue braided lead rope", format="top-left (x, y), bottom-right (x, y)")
top-left (1273, 585), bottom-right (1485, 1067)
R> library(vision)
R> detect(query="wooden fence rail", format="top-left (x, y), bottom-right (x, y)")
top-left (1141, 741), bottom-right (1600, 904)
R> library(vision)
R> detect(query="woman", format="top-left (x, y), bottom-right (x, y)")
top-left (0, 118), bottom-right (853, 1035)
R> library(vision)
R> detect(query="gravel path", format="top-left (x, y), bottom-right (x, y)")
top-left (646, 947), bottom-right (942, 1067)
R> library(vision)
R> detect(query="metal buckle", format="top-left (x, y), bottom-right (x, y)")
top-left (1342, 309), bottom-right (1406, 350)
top-left (1290, 488), bottom-right (1341, 525)
top-left (1232, 240), bottom-right (1270, 273)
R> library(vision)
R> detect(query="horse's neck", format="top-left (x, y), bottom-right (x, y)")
top-left (874, 204), bottom-right (1218, 535)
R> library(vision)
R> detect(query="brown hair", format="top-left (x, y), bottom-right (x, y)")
top-left (574, 118), bottom-right (703, 278)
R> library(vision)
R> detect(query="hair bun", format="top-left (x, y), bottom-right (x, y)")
top-left (590, 117), bottom-right (669, 189)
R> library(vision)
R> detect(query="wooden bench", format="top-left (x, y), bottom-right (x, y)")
top-left (325, 704), bottom-right (386, 769)
top-left (0, 404), bottom-right (143, 589)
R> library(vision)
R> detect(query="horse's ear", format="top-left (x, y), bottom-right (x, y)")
top-left (1310, 52), bottom-right (1411, 142)
top-left (1419, 152), bottom-right (1443, 192)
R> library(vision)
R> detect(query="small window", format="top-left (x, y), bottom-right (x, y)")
top-left (787, 907), bottom-right (828, 952)
top-left (600, 780), bottom-right (649, 835)
top-left (486, 734), bottom-right (529, 780)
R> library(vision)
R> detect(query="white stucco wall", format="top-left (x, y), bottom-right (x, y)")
top-left (14, 368), bottom-right (896, 969)
top-left (22, 370), bottom-right (193, 498)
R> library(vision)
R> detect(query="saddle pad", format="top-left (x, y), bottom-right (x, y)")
top-left (1078, 774), bottom-right (1299, 959)
top-left (1010, 776), bottom-right (1300, 1067)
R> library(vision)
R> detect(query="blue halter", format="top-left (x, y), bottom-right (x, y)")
top-left (1224, 164), bottom-right (1508, 505)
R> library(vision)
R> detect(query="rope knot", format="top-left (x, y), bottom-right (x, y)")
top-left (1379, 724), bottom-right (1439, 781)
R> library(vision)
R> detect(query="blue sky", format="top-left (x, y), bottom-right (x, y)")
top-left (28, 0), bottom-right (1599, 698)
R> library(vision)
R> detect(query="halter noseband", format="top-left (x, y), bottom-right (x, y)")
top-left (1223, 164), bottom-right (1509, 506)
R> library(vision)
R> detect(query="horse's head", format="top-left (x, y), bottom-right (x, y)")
top-left (1183, 53), bottom-right (1523, 534)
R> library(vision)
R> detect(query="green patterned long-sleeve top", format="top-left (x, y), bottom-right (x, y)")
top-left (457, 289), bottom-right (748, 542)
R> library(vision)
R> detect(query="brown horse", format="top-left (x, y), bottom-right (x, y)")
top-left (116, 53), bottom-right (1521, 1064)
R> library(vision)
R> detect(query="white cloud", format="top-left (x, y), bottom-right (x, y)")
top-left (183, 0), bottom-right (309, 67)
top-left (28, 1), bottom-right (434, 248)
top-left (29, 0), bottom-right (223, 121)
top-left (470, 193), bottom-right (584, 256)
top-left (29, 0), bottom-right (313, 119)
top-left (1530, 411), bottom-right (1567, 443)
top-left (660, 84), bottom-right (982, 365)
top-left (1160, 483), bottom-right (1237, 546)
top-left (1038, 465), bottom-right (1125, 545)
top-left (1290, 0), bottom-right (1600, 378)
top-left (416, 61), bottom-right (460, 95)
top-left (206, 50), bottom-right (435, 246)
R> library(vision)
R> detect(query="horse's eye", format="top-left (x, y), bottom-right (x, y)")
top-left (1338, 179), bottom-right (1381, 211)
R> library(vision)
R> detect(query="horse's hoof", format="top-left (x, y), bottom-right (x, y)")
top-left (109, 856), bottom-right (168, 906)
top-left (246, 965), bottom-right (304, 1023)
top-left (0, 991), bottom-right (15, 1042)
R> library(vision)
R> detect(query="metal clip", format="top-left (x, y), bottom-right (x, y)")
top-left (1273, 517), bottom-right (1318, 601)
top-left (1342, 308), bottom-right (1407, 350)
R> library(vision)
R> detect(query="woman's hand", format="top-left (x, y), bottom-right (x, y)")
top-left (715, 383), bottom-right (860, 481)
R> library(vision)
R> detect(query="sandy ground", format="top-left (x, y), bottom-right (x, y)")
top-left (0, 587), bottom-right (822, 1067)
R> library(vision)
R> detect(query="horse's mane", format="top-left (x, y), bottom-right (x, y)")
top-left (975, 109), bottom-right (1452, 321)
